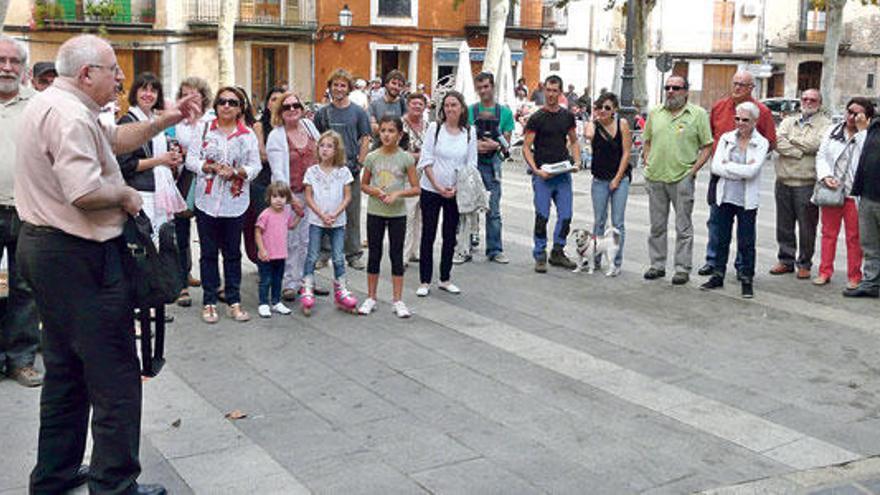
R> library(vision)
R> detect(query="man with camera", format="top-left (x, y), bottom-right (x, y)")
top-left (463, 71), bottom-right (514, 264)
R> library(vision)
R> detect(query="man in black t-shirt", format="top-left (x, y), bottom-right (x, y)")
top-left (522, 75), bottom-right (582, 273)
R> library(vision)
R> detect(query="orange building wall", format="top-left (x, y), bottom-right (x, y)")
top-left (313, 0), bottom-right (542, 99)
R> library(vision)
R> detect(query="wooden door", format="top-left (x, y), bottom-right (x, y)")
top-left (251, 45), bottom-right (289, 108)
top-left (798, 61), bottom-right (822, 92)
top-left (712, 1), bottom-right (735, 53)
top-left (701, 64), bottom-right (737, 109)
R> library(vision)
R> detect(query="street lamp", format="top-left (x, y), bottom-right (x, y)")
top-left (618, 0), bottom-right (637, 126)
top-left (334, 4), bottom-right (352, 42)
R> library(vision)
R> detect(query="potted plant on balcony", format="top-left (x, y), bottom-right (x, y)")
top-left (84, 0), bottom-right (121, 22)
top-left (32, 0), bottom-right (66, 29)
top-left (140, 5), bottom-right (156, 23)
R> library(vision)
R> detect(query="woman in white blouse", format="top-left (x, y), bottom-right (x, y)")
top-left (416, 91), bottom-right (478, 297)
top-left (702, 101), bottom-right (768, 299)
top-left (186, 86), bottom-right (261, 323)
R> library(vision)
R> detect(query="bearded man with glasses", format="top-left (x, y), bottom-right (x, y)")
top-left (769, 88), bottom-right (831, 279)
top-left (642, 75), bottom-right (713, 285)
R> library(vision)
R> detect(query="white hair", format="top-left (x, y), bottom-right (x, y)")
top-left (736, 101), bottom-right (760, 120)
top-left (0, 35), bottom-right (28, 74)
top-left (55, 35), bottom-right (110, 77)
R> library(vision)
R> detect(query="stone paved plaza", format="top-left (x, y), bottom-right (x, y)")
top-left (2, 159), bottom-right (880, 494)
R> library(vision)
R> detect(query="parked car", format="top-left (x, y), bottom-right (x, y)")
top-left (761, 98), bottom-right (800, 124)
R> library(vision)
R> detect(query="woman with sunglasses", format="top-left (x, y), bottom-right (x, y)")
top-left (701, 101), bottom-right (769, 298)
top-left (583, 92), bottom-right (632, 276)
top-left (266, 91), bottom-right (324, 302)
top-left (186, 86), bottom-right (261, 323)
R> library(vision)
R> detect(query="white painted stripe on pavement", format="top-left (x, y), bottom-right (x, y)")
top-left (347, 275), bottom-right (860, 471)
top-left (142, 370), bottom-right (311, 494)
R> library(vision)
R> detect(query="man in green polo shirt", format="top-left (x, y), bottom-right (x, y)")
top-left (642, 75), bottom-right (713, 285)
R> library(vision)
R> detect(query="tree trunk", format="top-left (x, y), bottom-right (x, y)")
top-left (218, 0), bottom-right (238, 87)
top-left (482, 0), bottom-right (509, 78)
top-left (820, 0), bottom-right (846, 112)
top-left (0, 0), bottom-right (10, 32)
top-left (632, 0), bottom-right (656, 107)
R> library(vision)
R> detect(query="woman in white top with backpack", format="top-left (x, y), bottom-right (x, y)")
top-left (416, 91), bottom-right (478, 297)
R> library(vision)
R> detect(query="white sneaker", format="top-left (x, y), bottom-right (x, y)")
top-left (438, 282), bottom-right (461, 294)
top-left (416, 284), bottom-right (430, 297)
top-left (392, 300), bottom-right (412, 318)
top-left (358, 297), bottom-right (377, 315)
top-left (258, 304), bottom-right (272, 318)
top-left (272, 302), bottom-right (292, 315)
top-left (452, 253), bottom-right (468, 265)
top-left (490, 253), bottom-right (510, 264)
top-left (607, 266), bottom-right (622, 277)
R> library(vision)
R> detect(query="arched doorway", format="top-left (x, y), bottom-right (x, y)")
top-left (798, 61), bottom-right (822, 93)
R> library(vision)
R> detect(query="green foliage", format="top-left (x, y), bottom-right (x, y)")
top-left (84, 0), bottom-right (121, 20)
top-left (33, 0), bottom-right (65, 27)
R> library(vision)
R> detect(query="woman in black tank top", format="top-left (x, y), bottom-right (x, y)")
top-left (584, 92), bottom-right (632, 275)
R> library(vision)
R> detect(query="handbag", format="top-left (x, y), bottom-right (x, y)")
top-left (810, 180), bottom-right (845, 207)
top-left (123, 212), bottom-right (184, 308)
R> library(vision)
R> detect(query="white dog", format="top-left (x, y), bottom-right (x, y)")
top-left (571, 227), bottom-right (621, 276)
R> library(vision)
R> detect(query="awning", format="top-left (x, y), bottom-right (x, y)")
top-left (435, 48), bottom-right (524, 64)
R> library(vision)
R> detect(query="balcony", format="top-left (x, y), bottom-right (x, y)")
top-left (465, 0), bottom-right (568, 37)
top-left (34, 0), bottom-right (156, 29)
top-left (186, 0), bottom-right (316, 34)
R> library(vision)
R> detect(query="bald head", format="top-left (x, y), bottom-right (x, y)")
top-left (56, 35), bottom-right (113, 78)
top-left (55, 35), bottom-right (123, 107)
top-left (731, 70), bottom-right (755, 103)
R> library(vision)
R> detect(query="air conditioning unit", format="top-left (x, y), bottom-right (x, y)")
top-left (742, 2), bottom-right (759, 18)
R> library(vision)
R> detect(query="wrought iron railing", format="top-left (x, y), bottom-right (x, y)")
top-left (35, 0), bottom-right (157, 26)
top-left (186, 0), bottom-right (316, 28)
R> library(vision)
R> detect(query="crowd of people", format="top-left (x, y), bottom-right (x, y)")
top-left (0, 32), bottom-right (879, 494)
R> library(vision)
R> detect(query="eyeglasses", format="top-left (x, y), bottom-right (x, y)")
top-left (664, 85), bottom-right (686, 91)
top-left (216, 98), bottom-right (241, 108)
top-left (734, 117), bottom-right (751, 123)
top-left (281, 103), bottom-right (303, 112)
top-left (88, 64), bottom-right (122, 76)
top-left (732, 81), bottom-right (754, 88)
top-left (594, 104), bottom-right (614, 112)
top-left (0, 56), bottom-right (23, 67)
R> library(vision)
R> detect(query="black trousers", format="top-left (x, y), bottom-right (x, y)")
top-left (366, 214), bottom-right (407, 276)
top-left (17, 224), bottom-right (141, 495)
top-left (419, 189), bottom-right (459, 284)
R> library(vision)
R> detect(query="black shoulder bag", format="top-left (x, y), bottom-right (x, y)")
top-left (123, 212), bottom-right (183, 376)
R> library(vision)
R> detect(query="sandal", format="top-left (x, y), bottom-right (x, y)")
top-left (226, 303), bottom-right (251, 322)
top-left (177, 289), bottom-right (192, 307)
top-left (201, 305), bottom-right (219, 324)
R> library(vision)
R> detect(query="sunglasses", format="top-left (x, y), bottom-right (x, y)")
top-left (594, 104), bottom-right (614, 112)
top-left (801, 97), bottom-right (819, 103)
top-left (734, 117), bottom-right (751, 123)
top-left (216, 98), bottom-right (241, 108)
top-left (664, 85), bottom-right (686, 91)
top-left (281, 102), bottom-right (304, 112)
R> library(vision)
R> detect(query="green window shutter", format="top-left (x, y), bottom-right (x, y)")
top-left (114, 0), bottom-right (131, 22)
top-left (58, 0), bottom-right (77, 20)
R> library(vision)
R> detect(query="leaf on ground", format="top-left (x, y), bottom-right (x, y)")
top-left (171, 419), bottom-right (182, 428)
top-left (225, 409), bottom-right (247, 420)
